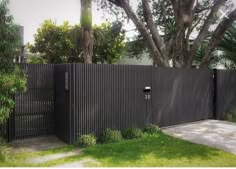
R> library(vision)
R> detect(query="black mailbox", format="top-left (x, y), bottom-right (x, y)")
top-left (143, 86), bottom-right (151, 92)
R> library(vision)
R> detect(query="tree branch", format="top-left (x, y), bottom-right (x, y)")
top-left (107, 0), bottom-right (122, 7)
top-left (200, 9), bottom-right (236, 67)
top-left (186, 11), bottom-right (208, 45)
top-left (141, 0), bottom-right (166, 59)
top-left (117, 0), bottom-right (169, 66)
top-left (170, 0), bottom-right (178, 21)
top-left (188, 0), bottom-right (227, 65)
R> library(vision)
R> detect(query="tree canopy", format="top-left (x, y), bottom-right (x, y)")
top-left (28, 20), bottom-right (126, 64)
top-left (97, 0), bottom-right (236, 68)
top-left (0, 0), bottom-right (20, 72)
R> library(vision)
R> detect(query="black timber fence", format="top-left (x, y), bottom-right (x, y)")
top-left (1, 63), bottom-right (236, 144)
top-left (54, 64), bottom-right (231, 144)
top-left (215, 70), bottom-right (236, 119)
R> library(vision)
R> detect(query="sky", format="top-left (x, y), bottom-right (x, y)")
top-left (9, 0), bottom-right (138, 44)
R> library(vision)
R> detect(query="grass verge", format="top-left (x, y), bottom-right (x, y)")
top-left (1, 132), bottom-right (236, 167)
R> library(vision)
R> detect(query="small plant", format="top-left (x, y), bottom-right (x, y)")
top-left (0, 137), bottom-right (8, 161)
top-left (77, 134), bottom-right (96, 147)
top-left (122, 128), bottom-right (143, 139)
top-left (225, 113), bottom-right (233, 121)
top-left (99, 128), bottom-right (123, 144)
top-left (224, 108), bottom-right (236, 123)
top-left (143, 124), bottom-right (160, 134)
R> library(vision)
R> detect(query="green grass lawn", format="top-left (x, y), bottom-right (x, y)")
top-left (82, 133), bottom-right (236, 167)
top-left (1, 132), bottom-right (236, 167)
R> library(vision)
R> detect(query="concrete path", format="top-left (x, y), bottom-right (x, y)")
top-left (9, 135), bottom-right (66, 153)
top-left (26, 149), bottom-right (81, 164)
top-left (8, 135), bottom-right (96, 167)
top-left (54, 159), bottom-right (99, 168)
top-left (163, 120), bottom-right (236, 155)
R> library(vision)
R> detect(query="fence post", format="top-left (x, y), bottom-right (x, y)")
top-left (69, 63), bottom-right (76, 144)
top-left (213, 69), bottom-right (217, 120)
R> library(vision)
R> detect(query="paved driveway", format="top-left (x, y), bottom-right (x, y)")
top-left (163, 120), bottom-right (236, 155)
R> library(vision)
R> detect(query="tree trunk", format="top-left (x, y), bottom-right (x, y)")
top-left (106, 0), bottom-right (236, 68)
top-left (81, 0), bottom-right (93, 64)
top-left (119, 0), bottom-right (169, 67)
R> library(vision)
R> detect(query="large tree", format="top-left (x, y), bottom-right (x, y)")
top-left (81, 0), bottom-right (93, 64)
top-left (98, 0), bottom-right (236, 68)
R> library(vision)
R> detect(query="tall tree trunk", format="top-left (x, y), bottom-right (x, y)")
top-left (81, 0), bottom-right (93, 64)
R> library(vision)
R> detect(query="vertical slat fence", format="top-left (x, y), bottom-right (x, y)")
top-left (216, 70), bottom-right (236, 119)
top-left (1, 63), bottom-right (236, 144)
top-left (11, 64), bottom-right (54, 140)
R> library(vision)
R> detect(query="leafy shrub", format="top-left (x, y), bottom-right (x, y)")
top-left (29, 20), bottom-right (126, 64)
top-left (0, 137), bottom-right (8, 161)
top-left (99, 128), bottom-right (123, 143)
top-left (143, 124), bottom-right (160, 134)
top-left (122, 128), bottom-right (143, 139)
top-left (0, 67), bottom-right (27, 124)
top-left (77, 134), bottom-right (96, 147)
top-left (224, 108), bottom-right (236, 123)
top-left (225, 113), bottom-right (233, 121)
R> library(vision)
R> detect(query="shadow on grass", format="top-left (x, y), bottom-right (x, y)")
top-left (82, 132), bottom-right (223, 166)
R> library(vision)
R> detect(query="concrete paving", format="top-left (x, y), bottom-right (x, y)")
top-left (54, 159), bottom-right (99, 168)
top-left (26, 149), bottom-right (81, 164)
top-left (163, 120), bottom-right (236, 155)
top-left (9, 135), bottom-right (66, 153)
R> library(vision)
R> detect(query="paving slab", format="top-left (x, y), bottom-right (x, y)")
top-left (26, 149), bottom-right (81, 164)
top-left (163, 120), bottom-right (236, 155)
top-left (54, 159), bottom-right (99, 168)
top-left (9, 135), bottom-right (66, 153)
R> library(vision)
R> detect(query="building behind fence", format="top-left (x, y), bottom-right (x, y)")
top-left (1, 64), bottom-right (236, 144)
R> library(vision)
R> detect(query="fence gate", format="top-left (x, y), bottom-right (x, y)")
top-left (8, 64), bottom-right (55, 140)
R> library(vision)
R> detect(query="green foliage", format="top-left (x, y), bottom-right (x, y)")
top-left (194, 42), bottom-right (220, 68)
top-left (122, 128), bottom-right (143, 139)
top-left (143, 124), bottom-right (160, 134)
top-left (218, 24), bottom-right (236, 69)
top-left (93, 22), bottom-right (125, 63)
top-left (0, 0), bottom-right (20, 73)
top-left (195, 24), bottom-right (236, 69)
top-left (224, 108), bottom-right (236, 123)
top-left (29, 20), bottom-right (126, 64)
top-left (77, 134), bottom-right (97, 147)
top-left (25, 52), bottom-right (44, 64)
top-left (25, 55), bottom-right (44, 64)
top-left (29, 20), bottom-right (73, 63)
top-left (83, 133), bottom-right (236, 167)
top-left (2, 134), bottom-right (236, 167)
top-left (99, 128), bottom-right (123, 144)
top-left (0, 137), bottom-right (8, 161)
top-left (0, 67), bottom-right (27, 123)
top-left (0, 0), bottom-right (26, 124)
